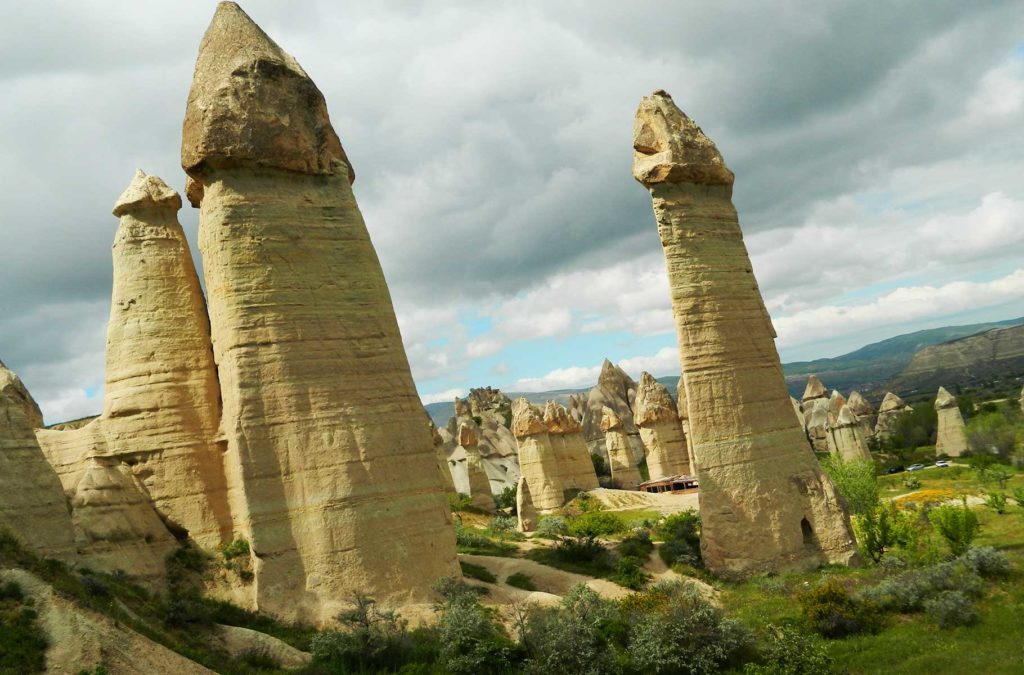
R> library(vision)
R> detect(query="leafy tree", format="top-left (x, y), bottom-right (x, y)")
top-left (433, 577), bottom-right (522, 674)
top-left (929, 499), bottom-right (980, 556)
top-left (965, 411), bottom-right (1018, 459)
top-left (821, 457), bottom-right (879, 517)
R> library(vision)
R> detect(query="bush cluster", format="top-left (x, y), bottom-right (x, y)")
top-left (0, 580), bottom-right (47, 674)
top-left (657, 510), bottom-right (702, 567)
top-left (798, 579), bottom-right (884, 638)
top-left (856, 547), bottom-right (1010, 629)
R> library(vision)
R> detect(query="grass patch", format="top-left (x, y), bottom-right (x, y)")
top-left (459, 561), bottom-right (497, 583)
top-left (454, 523), bottom-right (518, 557)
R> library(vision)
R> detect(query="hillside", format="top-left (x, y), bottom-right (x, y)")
top-left (888, 323), bottom-right (1024, 396)
top-left (781, 317), bottom-right (1024, 397)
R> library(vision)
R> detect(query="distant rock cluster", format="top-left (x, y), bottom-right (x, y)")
top-left (793, 376), bottom-right (968, 459)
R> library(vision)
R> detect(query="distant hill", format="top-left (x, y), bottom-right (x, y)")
top-left (887, 323), bottom-right (1024, 398)
top-left (424, 316), bottom-right (1024, 425)
top-left (782, 317), bottom-right (1024, 400)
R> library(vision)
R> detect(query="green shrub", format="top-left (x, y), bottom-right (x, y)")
top-left (923, 590), bottom-right (979, 628)
top-left (505, 572), bottom-right (537, 591)
top-left (221, 538), bottom-right (250, 560)
top-left (1012, 486), bottom-right (1024, 506)
top-left (487, 516), bottom-right (518, 539)
top-left (657, 510), bottom-right (702, 567)
top-left (966, 411), bottom-right (1018, 459)
top-left (310, 592), bottom-right (422, 673)
top-left (454, 522), bottom-right (517, 557)
top-left (521, 584), bottom-right (621, 675)
top-left (854, 502), bottom-right (902, 564)
top-left (798, 579), bottom-right (883, 638)
top-left (960, 546), bottom-right (1012, 579)
top-left (460, 561), bottom-right (497, 583)
top-left (742, 623), bottom-right (834, 675)
top-left (627, 581), bottom-right (751, 673)
top-left (433, 577), bottom-right (523, 674)
top-left (535, 516), bottom-right (568, 539)
top-left (448, 493), bottom-right (474, 512)
top-left (929, 499), bottom-right (981, 555)
top-left (859, 560), bottom-right (985, 613)
top-left (985, 491), bottom-right (1008, 514)
top-left (567, 511), bottom-right (624, 540)
top-left (608, 556), bottom-right (649, 590)
top-left (903, 476), bottom-right (922, 490)
top-left (0, 581), bottom-right (47, 674)
top-left (496, 486), bottom-right (518, 515)
top-left (617, 530), bottom-right (654, 561)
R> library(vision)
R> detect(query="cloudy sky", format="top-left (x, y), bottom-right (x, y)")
top-left (2, 1), bottom-right (1023, 423)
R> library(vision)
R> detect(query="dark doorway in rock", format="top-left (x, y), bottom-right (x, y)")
top-left (801, 517), bottom-right (815, 546)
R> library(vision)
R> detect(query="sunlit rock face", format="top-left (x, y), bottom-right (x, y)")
top-left (511, 398), bottom-right (565, 512)
top-left (633, 90), bottom-right (858, 577)
top-left (633, 372), bottom-right (691, 480)
top-left (35, 170), bottom-right (232, 581)
top-left (827, 406), bottom-right (872, 462)
top-left (0, 362), bottom-right (76, 560)
top-left (875, 392), bottom-right (912, 439)
top-left (181, 2), bottom-right (457, 622)
top-left (581, 359), bottom-right (645, 463)
top-left (934, 387), bottom-right (968, 458)
top-left (544, 401), bottom-right (599, 492)
top-left (600, 406), bottom-right (642, 490)
top-left (800, 376), bottom-right (830, 453)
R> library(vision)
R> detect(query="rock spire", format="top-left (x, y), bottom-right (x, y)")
top-left (934, 387), bottom-right (968, 457)
top-left (0, 363), bottom-right (76, 559)
top-left (633, 372), bottom-right (691, 480)
top-left (180, 2), bottom-right (457, 621)
top-left (875, 392), bottom-right (911, 438)
top-left (36, 170), bottom-right (232, 562)
top-left (827, 406), bottom-right (872, 462)
top-left (633, 90), bottom-right (857, 576)
top-left (544, 402), bottom-right (600, 492)
top-left (600, 406), bottom-right (642, 489)
top-left (511, 399), bottom-right (565, 512)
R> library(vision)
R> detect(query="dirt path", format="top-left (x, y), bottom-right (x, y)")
top-left (587, 488), bottom-right (699, 514)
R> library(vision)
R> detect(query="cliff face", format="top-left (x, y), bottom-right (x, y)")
top-left (181, 2), bottom-right (457, 622)
top-left (633, 90), bottom-right (857, 577)
top-left (891, 324), bottom-right (1024, 393)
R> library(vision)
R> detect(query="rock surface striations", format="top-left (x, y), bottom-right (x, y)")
top-left (633, 90), bottom-right (857, 576)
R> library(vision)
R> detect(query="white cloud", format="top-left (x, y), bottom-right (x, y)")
top-left (774, 268), bottom-right (1024, 350)
top-left (510, 346), bottom-right (680, 392)
top-left (38, 387), bottom-right (102, 424)
top-left (419, 388), bottom-right (466, 406)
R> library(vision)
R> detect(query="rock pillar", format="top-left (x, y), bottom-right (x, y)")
top-left (181, 2), bottom-right (457, 621)
top-left (544, 402), bottom-right (599, 492)
top-left (801, 376), bottom-right (830, 452)
top-left (600, 407), bottom-right (642, 490)
top-left (875, 392), bottom-right (911, 439)
top-left (458, 424), bottom-right (496, 511)
top-left (827, 406), bottom-right (872, 462)
top-left (634, 372), bottom-right (691, 480)
top-left (934, 387), bottom-right (968, 458)
top-left (0, 363), bottom-right (76, 559)
top-left (632, 90), bottom-right (857, 576)
top-left (511, 399), bottom-right (565, 512)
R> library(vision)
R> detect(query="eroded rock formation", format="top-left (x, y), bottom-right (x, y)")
top-left (580, 360), bottom-right (644, 462)
top-left (846, 391), bottom-right (877, 439)
top-left (516, 476), bottom-right (538, 533)
top-left (633, 90), bottom-right (857, 576)
top-left (800, 375), bottom-right (830, 452)
top-left (875, 392), bottom-right (911, 439)
top-left (543, 401), bottom-right (599, 492)
top-left (36, 170), bottom-right (232, 568)
top-left (429, 418), bottom-right (456, 493)
top-left (181, 2), bottom-right (457, 621)
top-left (934, 387), bottom-right (968, 457)
top-left (0, 363), bottom-right (76, 559)
top-left (827, 406), bottom-right (871, 462)
top-left (458, 424), bottom-right (496, 511)
top-left (511, 398), bottom-right (565, 512)
top-left (600, 407), bottom-right (642, 490)
top-left (634, 372), bottom-right (690, 479)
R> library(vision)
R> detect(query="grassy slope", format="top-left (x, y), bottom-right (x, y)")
top-left (720, 465), bottom-right (1024, 675)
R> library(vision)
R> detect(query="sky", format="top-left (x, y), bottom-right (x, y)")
top-left (1, 1), bottom-right (1023, 423)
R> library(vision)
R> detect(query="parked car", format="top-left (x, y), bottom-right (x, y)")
top-left (907, 463), bottom-right (925, 472)
top-left (935, 460), bottom-right (951, 468)
top-left (885, 465), bottom-right (905, 474)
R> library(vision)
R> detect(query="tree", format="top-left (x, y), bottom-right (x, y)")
top-left (929, 499), bottom-right (980, 556)
top-left (822, 457), bottom-right (879, 517)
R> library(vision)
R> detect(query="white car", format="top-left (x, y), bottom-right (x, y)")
top-left (935, 460), bottom-right (951, 468)
top-left (906, 463), bottom-right (925, 472)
